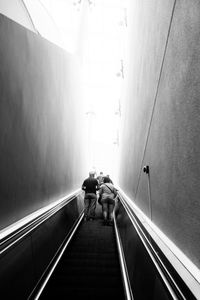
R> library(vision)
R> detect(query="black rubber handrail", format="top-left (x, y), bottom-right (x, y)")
top-left (117, 192), bottom-right (197, 300)
top-left (113, 208), bottom-right (134, 300)
top-left (0, 189), bottom-right (82, 255)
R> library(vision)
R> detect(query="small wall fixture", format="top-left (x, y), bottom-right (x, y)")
top-left (143, 165), bottom-right (149, 174)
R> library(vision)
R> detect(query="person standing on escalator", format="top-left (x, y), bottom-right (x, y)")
top-left (98, 176), bottom-right (117, 225)
top-left (82, 171), bottom-right (99, 221)
top-left (97, 171), bottom-right (104, 186)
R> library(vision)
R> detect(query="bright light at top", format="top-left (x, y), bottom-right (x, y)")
top-left (24, 0), bottom-right (129, 181)
top-left (79, 0), bottom-right (128, 181)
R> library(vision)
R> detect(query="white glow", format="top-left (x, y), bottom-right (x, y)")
top-left (24, 0), bottom-right (83, 53)
top-left (23, 0), bottom-right (129, 180)
top-left (80, 0), bottom-right (129, 180)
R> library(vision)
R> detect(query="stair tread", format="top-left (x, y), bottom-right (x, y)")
top-left (41, 286), bottom-right (125, 300)
top-left (40, 217), bottom-right (124, 299)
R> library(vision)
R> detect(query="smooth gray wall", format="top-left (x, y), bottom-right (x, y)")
top-left (119, 0), bottom-right (200, 268)
top-left (0, 14), bottom-right (85, 229)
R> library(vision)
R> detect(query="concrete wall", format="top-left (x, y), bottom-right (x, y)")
top-left (0, 14), bottom-right (86, 229)
top-left (119, 0), bottom-right (200, 268)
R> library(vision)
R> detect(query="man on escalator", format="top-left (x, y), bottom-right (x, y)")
top-left (82, 171), bottom-right (99, 221)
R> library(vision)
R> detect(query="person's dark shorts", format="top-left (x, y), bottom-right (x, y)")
top-left (84, 193), bottom-right (97, 201)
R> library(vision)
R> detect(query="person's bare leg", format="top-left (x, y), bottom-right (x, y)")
top-left (108, 204), bottom-right (114, 225)
top-left (102, 203), bottom-right (108, 225)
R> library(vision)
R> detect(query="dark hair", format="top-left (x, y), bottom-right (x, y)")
top-left (103, 176), bottom-right (111, 183)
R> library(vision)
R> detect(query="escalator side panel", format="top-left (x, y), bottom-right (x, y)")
top-left (115, 201), bottom-right (172, 300)
top-left (0, 196), bottom-right (83, 299)
top-left (0, 235), bottom-right (35, 299)
top-left (31, 198), bottom-right (81, 279)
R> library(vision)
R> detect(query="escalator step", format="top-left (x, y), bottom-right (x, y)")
top-left (54, 267), bottom-right (120, 276)
top-left (60, 256), bottom-right (119, 267)
top-left (40, 215), bottom-right (125, 299)
top-left (41, 286), bottom-right (125, 300)
top-left (63, 251), bottom-right (118, 259)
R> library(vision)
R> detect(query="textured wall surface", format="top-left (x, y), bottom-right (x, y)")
top-left (0, 14), bottom-right (85, 229)
top-left (119, 0), bottom-right (200, 268)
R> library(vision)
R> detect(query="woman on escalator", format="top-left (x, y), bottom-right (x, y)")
top-left (98, 176), bottom-right (117, 226)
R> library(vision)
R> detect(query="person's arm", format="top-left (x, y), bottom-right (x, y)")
top-left (82, 180), bottom-right (86, 191)
top-left (95, 179), bottom-right (100, 191)
top-left (98, 186), bottom-right (103, 204)
top-left (113, 186), bottom-right (117, 197)
top-left (99, 186), bottom-right (103, 196)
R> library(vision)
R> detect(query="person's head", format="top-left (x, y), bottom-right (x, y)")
top-left (103, 176), bottom-right (111, 183)
top-left (89, 171), bottom-right (95, 178)
top-left (100, 171), bottom-right (103, 176)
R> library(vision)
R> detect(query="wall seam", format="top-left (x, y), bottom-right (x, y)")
top-left (21, 0), bottom-right (40, 34)
top-left (134, 0), bottom-right (177, 200)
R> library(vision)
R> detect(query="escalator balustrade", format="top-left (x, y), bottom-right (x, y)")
top-left (39, 208), bottom-right (125, 300)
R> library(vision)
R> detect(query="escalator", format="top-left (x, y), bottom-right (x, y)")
top-left (26, 194), bottom-right (198, 300)
top-left (31, 205), bottom-right (127, 300)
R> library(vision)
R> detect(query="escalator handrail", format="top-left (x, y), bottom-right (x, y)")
top-left (114, 210), bottom-right (134, 300)
top-left (117, 190), bottom-right (199, 300)
top-left (0, 189), bottom-right (82, 255)
top-left (28, 211), bottom-right (85, 300)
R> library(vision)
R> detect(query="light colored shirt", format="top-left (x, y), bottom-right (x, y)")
top-left (99, 183), bottom-right (117, 200)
